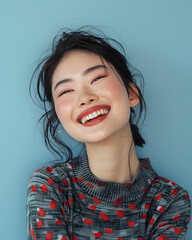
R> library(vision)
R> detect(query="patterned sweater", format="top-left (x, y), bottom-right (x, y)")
top-left (27, 152), bottom-right (191, 240)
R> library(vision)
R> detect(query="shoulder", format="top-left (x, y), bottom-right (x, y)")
top-left (150, 175), bottom-right (191, 211)
top-left (146, 175), bottom-right (192, 236)
top-left (154, 175), bottom-right (190, 197)
top-left (27, 160), bottom-right (73, 192)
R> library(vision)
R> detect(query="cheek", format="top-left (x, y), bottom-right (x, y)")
top-left (104, 77), bottom-right (128, 100)
top-left (54, 100), bottom-right (71, 124)
top-left (105, 78), bottom-right (130, 119)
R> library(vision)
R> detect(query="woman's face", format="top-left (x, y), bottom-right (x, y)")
top-left (51, 50), bottom-right (131, 143)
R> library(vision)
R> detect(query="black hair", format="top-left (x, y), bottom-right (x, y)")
top-left (30, 26), bottom-right (147, 164)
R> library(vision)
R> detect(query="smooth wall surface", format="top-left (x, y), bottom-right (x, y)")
top-left (0, 1), bottom-right (192, 239)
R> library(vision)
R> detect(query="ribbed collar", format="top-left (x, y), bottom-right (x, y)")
top-left (73, 152), bottom-right (158, 203)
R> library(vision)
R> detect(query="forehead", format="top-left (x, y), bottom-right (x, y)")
top-left (52, 50), bottom-right (112, 80)
top-left (60, 49), bottom-right (105, 66)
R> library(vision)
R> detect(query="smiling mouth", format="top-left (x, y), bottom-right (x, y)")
top-left (79, 107), bottom-right (111, 125)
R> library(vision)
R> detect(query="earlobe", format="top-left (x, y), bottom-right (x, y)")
top-left (128, 83), bottom-right (140, 107)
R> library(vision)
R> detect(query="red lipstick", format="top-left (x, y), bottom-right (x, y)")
top-left (76, 105), bottom-right (111, 123)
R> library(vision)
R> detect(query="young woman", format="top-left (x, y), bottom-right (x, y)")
top-left (27, 26), bottom-right (191, 240)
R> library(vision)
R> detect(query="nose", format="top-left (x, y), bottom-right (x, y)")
top-left (78, 92), bottom-right (98, 107)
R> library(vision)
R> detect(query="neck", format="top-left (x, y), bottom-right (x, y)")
top-left (85, 123), bottom-right (140, 183)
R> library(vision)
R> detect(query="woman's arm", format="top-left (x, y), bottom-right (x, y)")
top-left (149, 189), bottom-right (191, 239)
top-left (26, 168), bottom-right (70, 240)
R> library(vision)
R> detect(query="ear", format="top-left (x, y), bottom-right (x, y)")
top-left (128, 83), bottom-right (140, 107)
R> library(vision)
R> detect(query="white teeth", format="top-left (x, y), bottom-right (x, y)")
top-left (80, 108), bottom-right (109, 124)
top-left (92, 112), bottom-right (97, 118)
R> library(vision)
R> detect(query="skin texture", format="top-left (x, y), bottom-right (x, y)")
top-left (52, 50), bottom-right (140, 183)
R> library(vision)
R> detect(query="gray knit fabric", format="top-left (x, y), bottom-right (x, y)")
top-left (27, 152), bottom-right (191, 239)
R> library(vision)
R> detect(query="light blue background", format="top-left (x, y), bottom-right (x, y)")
top-left (0, 1), bottom-right (191, 239)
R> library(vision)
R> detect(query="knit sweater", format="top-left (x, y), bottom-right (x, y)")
top-left (27, 152), bottom-right (191, 240)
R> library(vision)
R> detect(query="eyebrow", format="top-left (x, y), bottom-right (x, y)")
top-left (54, 64), bottom-right (108, 91)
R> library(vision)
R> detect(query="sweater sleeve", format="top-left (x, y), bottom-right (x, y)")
top-left (150, 189), bottom-right (191, 240)
top-left (26, 168), bottom-right (70, 240)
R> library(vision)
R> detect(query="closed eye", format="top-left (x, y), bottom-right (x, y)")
top-left (58, 75), bottom-right (106, 97)
top-left (91, 75), bottom-right (106, 84)
top-left (58, 90), bottom-right (73, 97)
